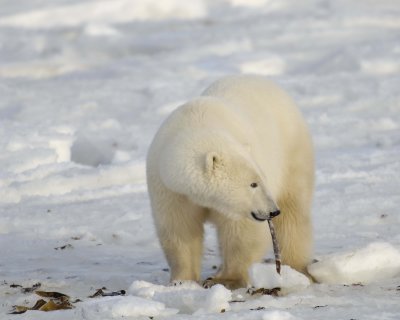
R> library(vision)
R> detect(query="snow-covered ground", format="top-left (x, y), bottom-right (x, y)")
top-left (1, 0), bottom-right (400, 319)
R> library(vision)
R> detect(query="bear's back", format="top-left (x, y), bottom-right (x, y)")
top-left (149, 95), bottom-right (251, 153)
top-left (201, 75), bottom-right (312, 196)
top-left (147, 75), bottom-right (311, 198)
top-left (202, 75), bottom-right (301, 132)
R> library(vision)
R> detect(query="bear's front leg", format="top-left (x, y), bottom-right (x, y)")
top-left (153, 191), bottom-right (206, 283)
top-left (162, 225), bottom-right (203, 283)
top-left (207, 215), bottom-right (270, 289)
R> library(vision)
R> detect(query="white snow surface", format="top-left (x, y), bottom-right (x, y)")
top-left (1, 0), bottom-right (400, 319)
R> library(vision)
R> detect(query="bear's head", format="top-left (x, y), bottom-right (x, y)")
top-left (200, 150), bottom-right (280, 221)
top-left (158, 131), bottom-right (279, 222)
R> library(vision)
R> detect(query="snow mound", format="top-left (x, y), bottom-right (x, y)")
top-left (0, 161), bottom-right (145, 204)
top-left (128, 280), bottom-right (231, 314)
top-left (128, 280), bottom-right (202, 298)
top-left (249, 263), bottom-right (311, 293)
top-left (79, 296), bottom-right (178, 319)
top-left (71, 134), bottom-right (116, 167)
top-left (308, 242), bottom-right (400, 285)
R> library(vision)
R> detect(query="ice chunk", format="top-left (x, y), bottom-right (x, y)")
top-left (193, 284), bottom-right (232, 315)
top-left (128, 281), bottom-right (231, 314)
top-left (308, 242), bottom-right (400, 284)
top-left (250, 263), bottom-right (310, 293)
top-left (79, 296), bottom-right (178, 318)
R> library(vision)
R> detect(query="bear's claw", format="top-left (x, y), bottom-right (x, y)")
top-left (171, 280), bottom-right (183, 286)
top-left (169, 280), bottom-right (199, 287)
top-left (202, 277), bottom-right (247, 290)
top-left (202, 277), bottom-right (215, 289)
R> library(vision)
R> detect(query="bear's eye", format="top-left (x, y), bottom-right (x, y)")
top-left (250, 182), bottom-right (258, 188)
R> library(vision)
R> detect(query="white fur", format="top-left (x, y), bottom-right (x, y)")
top-left (146, 75), bottom-right (314, 289)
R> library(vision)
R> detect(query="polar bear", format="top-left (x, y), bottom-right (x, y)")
top-left (146, 75), bottom-right (314, 289)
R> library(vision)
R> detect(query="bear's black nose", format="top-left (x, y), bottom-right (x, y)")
top-left (269, 210), bottom-right (280, 218)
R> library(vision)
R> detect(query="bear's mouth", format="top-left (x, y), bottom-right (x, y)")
top-left (251, 211), bottom-right (268, 222)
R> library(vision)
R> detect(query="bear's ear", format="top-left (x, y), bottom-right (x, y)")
top-left (205, 152), bottom-right (221, 175)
